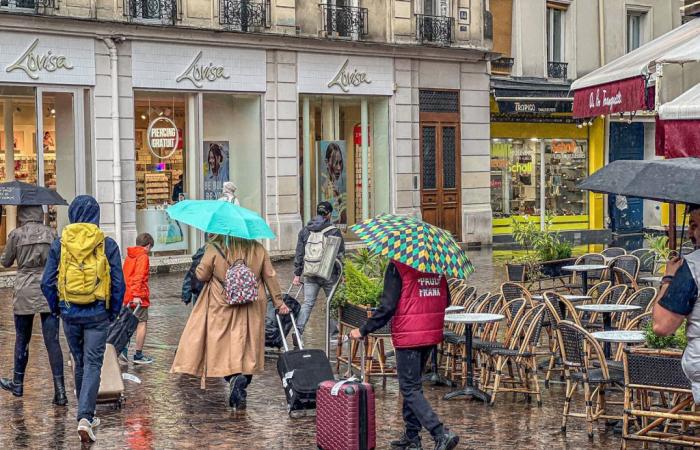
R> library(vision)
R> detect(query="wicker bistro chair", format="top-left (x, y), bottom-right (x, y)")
top-left (612, 267), bottom-right (640, 292)
top-left (501, 282), bottom-right (532, 304)
top-left (622, 287), bottom-right (657, 325)
top-left (631, 248), bottom-right (657, 275)
top-left (439, 292), bottom-right (489, 369)
top-left (602, 247), bottom-right (627, 258)
top-left (565, 253), bottom-right (606, 293)
top-left (557, 321), bottom-right (624, 438)
top-left (612, 312), bottom-right (652, 363)
top-left (608, 255), bottom-right (641, 283)
top-left (586, 285), bottom-right (629, 329)
top-left (483, 304), bottom-right (547, 406)
top-left (542, 292), bottom-right (583, 387)
top-left (587, 281), bottom-right (611, 302)
top-left (622, 348), bottom-right (697, 449)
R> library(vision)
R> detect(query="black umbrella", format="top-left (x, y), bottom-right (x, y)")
top-left (577, 157), bottom-right (700, 205)
top-left (0, 180), bottom-right (68, 206)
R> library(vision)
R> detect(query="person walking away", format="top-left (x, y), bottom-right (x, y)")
top-left (182, 245), bottom-right (206, 306)
top-left (653, 203), bottom-right (700, 402)
top-left (41, 195), bottom-right (125, 444)
top-left (171, 235), bottom-right (290, 410)
top-left (121, 232), bottom-right (154, 365)
top-left (350, 260), bottom-right (458, 450)
top-left (293, 201), bottom-right (344, 342)
top-left (0, 206), bottom-right (66, 405)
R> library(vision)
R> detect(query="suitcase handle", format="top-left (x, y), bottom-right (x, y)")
top-left (342, 334), bottom-right (367, 383)
top-left (325, 259), bottom-right (344, 357)
top-left (286, 284), bottom-right (303, 299)
top-left (275, 310), bottom-right (304, 352)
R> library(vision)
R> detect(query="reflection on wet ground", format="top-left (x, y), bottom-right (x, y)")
top-left (0, 254), bottom-right (641, 449)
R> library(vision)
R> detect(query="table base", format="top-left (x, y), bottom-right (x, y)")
top-left (443, 386), bottom-right (491, 403)
top-left (422, 347), bottom-right (455, 387)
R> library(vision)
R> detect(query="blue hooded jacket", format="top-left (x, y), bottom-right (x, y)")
top-left (41, 195), bottom-right (125, 323)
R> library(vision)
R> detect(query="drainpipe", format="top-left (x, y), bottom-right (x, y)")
top-left (597, 0), bottom-right (605, 66)
top-left (102, 37), bottom-right (123, 250)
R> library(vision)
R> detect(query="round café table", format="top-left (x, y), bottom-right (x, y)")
top-left (639, 276), bottom-right (662, 285)
top-left (423, 305), bottom-right (467, 386)
top-left (562, 264), bottom-right (609, 294)
top-left (443, 313), bottom-right (505, 403)
top-left (591, 330), bottom-right (645, 345)
top-left (532, 294), bottom-right (591, 320)
top-left (575, 304), bottom-right (641, 357)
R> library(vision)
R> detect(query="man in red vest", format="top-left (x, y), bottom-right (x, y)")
top-left (350, 260), bottom-right (458, 450)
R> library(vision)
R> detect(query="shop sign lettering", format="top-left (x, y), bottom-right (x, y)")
top-left (510, 162), bottom-right (532, 174)
top-left (491, 159), bottom-right (508, 170)
top-left (589, 88), bottom-right (623, 111)
top-left (147, 117), bottom-right (179, 159)
top-left (328, 59), bottom-right (371, 92)
top-left (552, 141), bottom-right (576, 153)
top-left (514, 102), bottom-right (536, 113)
top-left (176, 51), bottom-right (230, 88)
top-left (5, 39), bottom-right (73, 80)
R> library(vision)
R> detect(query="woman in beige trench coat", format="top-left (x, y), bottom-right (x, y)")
top-left (171, 236), bottom-right (289, 409)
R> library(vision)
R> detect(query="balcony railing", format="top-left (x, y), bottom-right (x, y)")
top-left (492, 57), bottom-right (514, 74)
top-left (125, 0), bottom-right (178, 24)
top-left (0, 0), bottom-right (54, 11)
top-left (416, 14), bottom-right (454, 46)
top-left (548, 61), bottom-right (568, 80)
top-left (220, 0), bottom-right (270, 30)
top-left (321, 4), bottom-right (368, 38)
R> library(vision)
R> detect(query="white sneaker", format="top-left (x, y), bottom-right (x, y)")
top-left (77, 418), bottom-right (96, 443)
top-left (91, 417), bottom-right (101, 428)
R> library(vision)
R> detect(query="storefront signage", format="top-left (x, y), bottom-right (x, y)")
top-left (328, 59), bottom-right (371, 92)
top-left (572, 76), bottom-right (648, 118)
top-left (147, 117), bottom-right (180, 159)
top-left (131, 42), bottom-right (265, 92)
top-left (6, 39), bottom-right (73, 80)
top-left (175, 51), bottom-right (230, 88)
top-left (353, 124), bottom-right (371, 145)
top-left (552, 141), bottom-right (577, 153)
top-left (298, 53), bottom-right (393, 96)
top-left (496, 100), bottom-right (572, 115)
top-left (0, 32), bottom-right (94, 85)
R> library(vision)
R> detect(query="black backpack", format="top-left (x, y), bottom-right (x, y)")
top-left (182, 246), bottom-right (206, 305)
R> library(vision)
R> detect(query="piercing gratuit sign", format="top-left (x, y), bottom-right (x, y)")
top-left (147, 117), bottom-right (179, 159)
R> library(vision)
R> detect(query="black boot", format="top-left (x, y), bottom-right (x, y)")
top-left (391, 432), bottom-right (422, 449)
top-left (53, 375), bottom-right (68, 406)
top-left (0, 371), bottom-right (24, 397)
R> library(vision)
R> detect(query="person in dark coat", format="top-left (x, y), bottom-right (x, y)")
top-left (0, 206), bottom-right (65, 405)
top-left (41, 195), bottom-right (125, 444)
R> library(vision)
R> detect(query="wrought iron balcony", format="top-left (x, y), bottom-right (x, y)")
top-left (321, 4), bottom-right (368, 38)
top-left (416, 14), bottom-right (454, 46)
top-left (0, 0), bottom-right (54, 11)
top-left (492, 57), bottom-right (514, 74)
top-left (220, 0), bottom-right (269, 30)
top-left (125, 0), bottom-right (178, 24)
top-left (547, 61), bottom-right (568, 80)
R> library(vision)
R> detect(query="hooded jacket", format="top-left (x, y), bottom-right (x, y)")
top-left (1, 206), bottom-right (56, 315)
top-left (123, 246), bottom-right (150, 308)
top-left (41, 195), bottom-right (125, 323)
top-left (293, 215), bottom-right (345, 280)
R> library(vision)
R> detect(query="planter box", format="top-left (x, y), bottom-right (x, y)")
top-left (539, 257), bottom-right (576, 278)
top-left (339, 303), bottom-right (392, 336)
top-left (506, 257), bottom-right (575, 282)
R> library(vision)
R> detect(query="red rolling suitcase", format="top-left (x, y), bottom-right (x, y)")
top-left (316, 341), bottom-right (376, 450)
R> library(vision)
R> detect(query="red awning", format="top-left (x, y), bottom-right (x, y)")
top-left (655, 116), bottom-right (700, 158)
top-left (573, 76), bottom-right (650, 118)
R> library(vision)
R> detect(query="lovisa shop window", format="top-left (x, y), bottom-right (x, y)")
top-left (134, 91), bottom-right (262, 255)
top-left (490, 138), bottom-right (588, 220)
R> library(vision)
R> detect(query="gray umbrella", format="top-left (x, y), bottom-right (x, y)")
top-left (577, 157), bottom-right (700, 204)
top-left (0, 180), bottom-right (68, 206)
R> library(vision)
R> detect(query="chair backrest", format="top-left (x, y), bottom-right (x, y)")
top-left (631, 248), bottom-right (656, 274)
top-left (599, 284), bottom-right (628, 305)
top-left (462, 289), bottom-right (482, 313)
top-left (556, 321), bottom-right (608, 376)
top-left (501, 282), bottom-right (531, 303)
top-left (612, 267), bottom-right (639, 291)
top-left (471, 292), bottom-right (490, 311)
top-left (481, 294), bottom-right (503, 314)
top-left (626, 287), bottom-right (657, 319)
top-left (448, 278), bottom-right (464, 290)
top-left (543, 291), bottom-right (581, 326)
top-left (625, 312), bottom-right (652, 331)
top-left (609, 255), bottom-right (641, 279)
top-left (508, 304), bottom-right (547, 350)
top-left (587, 281), bottom-right (611, 300)
top-left (575, 253), bottom-right (606, 279)
top-left (449, 284), bottom-right (468, 307)
top-left (602, 247), bottom-right (627, 258)
top-left (463, 286), bottom-right (477, 303)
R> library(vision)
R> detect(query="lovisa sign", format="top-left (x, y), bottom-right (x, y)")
top-left (298, 53), bottom-right (393, 96)
top-left (175, 51), bottom-right (230, 88)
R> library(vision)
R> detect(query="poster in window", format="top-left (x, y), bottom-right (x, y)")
top-left (203, 141), bottom-right (230, 200)
top-left (317, 140), bottom-right (347, 225)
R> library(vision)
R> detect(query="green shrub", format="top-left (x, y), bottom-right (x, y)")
top-left (644, 320), bottom-right (687, 350)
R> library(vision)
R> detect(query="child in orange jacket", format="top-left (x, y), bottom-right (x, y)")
top-left (121, 233), bottom-right (154, 365)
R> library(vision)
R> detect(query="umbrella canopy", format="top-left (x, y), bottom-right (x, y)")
top-left (0, 180), bottom-right (68, 206)
top-left (167, 200), bottom-right (275, 240)
top-left (577, 157), bottom-right (700, 204)
top-left (351, 214), bottom-right (474, 279)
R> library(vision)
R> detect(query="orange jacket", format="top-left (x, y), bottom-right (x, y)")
top-left (123, 246), bottom-right (150, 308)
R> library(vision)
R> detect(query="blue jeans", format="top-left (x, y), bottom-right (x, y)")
top-left (63, 318), bottom-right (109, 422)
top-left (297, 277), bottom-right (338, 337)
top-left (14, 313), bottom-right (64, 378)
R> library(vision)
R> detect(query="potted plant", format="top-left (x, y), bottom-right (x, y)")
top-left (508, 216), bottom-right (574, 281)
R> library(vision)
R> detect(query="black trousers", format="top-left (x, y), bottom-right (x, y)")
top-left (14, 313), bottom-right (64, 378)
top-left (396, 346), bottom-right (443, 439)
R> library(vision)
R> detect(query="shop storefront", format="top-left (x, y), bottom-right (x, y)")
top-left (0, 31), bottom-right (95, 242)
top-left (297, 53), bottom-right (392, 233)
top-left (130, 42), bottom-right (265, 254)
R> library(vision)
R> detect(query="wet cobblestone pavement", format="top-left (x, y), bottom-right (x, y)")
top-left (0, 251), bottom-right (636, 449)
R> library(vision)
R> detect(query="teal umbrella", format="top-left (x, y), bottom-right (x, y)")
top-left (167, 200), bottom-right (275, 240)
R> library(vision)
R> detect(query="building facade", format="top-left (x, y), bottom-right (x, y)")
top-left (0, 0), bottom-right (494, 255)
top-left (489, 0), bottom-right (682, 242)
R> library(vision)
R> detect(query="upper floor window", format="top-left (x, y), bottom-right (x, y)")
top-left (627, 11), bottom-right (647, 52)
top-left (546, 6), bottom-right (565, 63)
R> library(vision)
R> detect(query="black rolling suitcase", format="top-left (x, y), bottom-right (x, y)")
top-left (265, 285), bottom-right (302, 349)
top-left (275, 313), bottom-right (335, 417)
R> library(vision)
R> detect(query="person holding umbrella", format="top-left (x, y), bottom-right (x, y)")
top-left (168, 200), bottom-right (290, 409)
top-left (0, 182), bottom-right (68, 406)
top-left (349, 214), bottom-right (472, 450)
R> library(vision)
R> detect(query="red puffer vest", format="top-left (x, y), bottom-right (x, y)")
top-left (391, 261), bottom-right (448, 349)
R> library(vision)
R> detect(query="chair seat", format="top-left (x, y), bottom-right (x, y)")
top-left (444, 334), bottom-right (466, 345)
top-left (443, 330), bottom-right (459, 340)
top-left (487, 348), bottom-right (536, 357)
top-left (571, 367), bottom-right (624, 385)
top-left (473, 339), bottom-right (504, 351)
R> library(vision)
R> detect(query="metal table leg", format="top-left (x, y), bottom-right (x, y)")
top-left (443, 323), bottom-right (491, 403)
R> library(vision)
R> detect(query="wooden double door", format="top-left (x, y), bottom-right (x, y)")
top-left (420, 118), bottom-right (461, 238)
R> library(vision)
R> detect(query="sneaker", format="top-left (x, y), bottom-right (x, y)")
top-left (228, 375), bottom-right (247, 410)
top-left (77, 418), bottom-right (96, 443)
top-left (118, 351), bottom-right (129, 365)
top-left (91, 417), bottom-right (101, 428)
top-left (133, 354), bottom-right (154, 365)
top-left (391, 433), bottom-right (422, 449)
top-left (433, 430), bottom-right (459, 450)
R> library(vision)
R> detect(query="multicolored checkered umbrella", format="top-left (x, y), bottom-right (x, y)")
top-left (351, 214), bottom-right (474, 279)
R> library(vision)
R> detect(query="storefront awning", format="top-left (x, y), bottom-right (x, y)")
top-left (659, 82), bottom-right (700, 120)
top-left (571, 18), bottom-right (700, 118)
top-left (656, 83), bottom-right (700, 158)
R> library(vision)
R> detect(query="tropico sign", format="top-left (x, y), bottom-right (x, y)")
top-left (5, 39), bottom-right (73, 80)
top-left (147, 117), bottom-right (179, 159)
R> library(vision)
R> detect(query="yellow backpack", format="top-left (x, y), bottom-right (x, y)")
top-left (58, 223), bottom-right (111, 307)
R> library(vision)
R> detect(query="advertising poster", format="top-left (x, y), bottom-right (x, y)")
top-left (203, 141), bottom-right (230, 200)
top-left (317, 140), bottom-right (347, 225)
